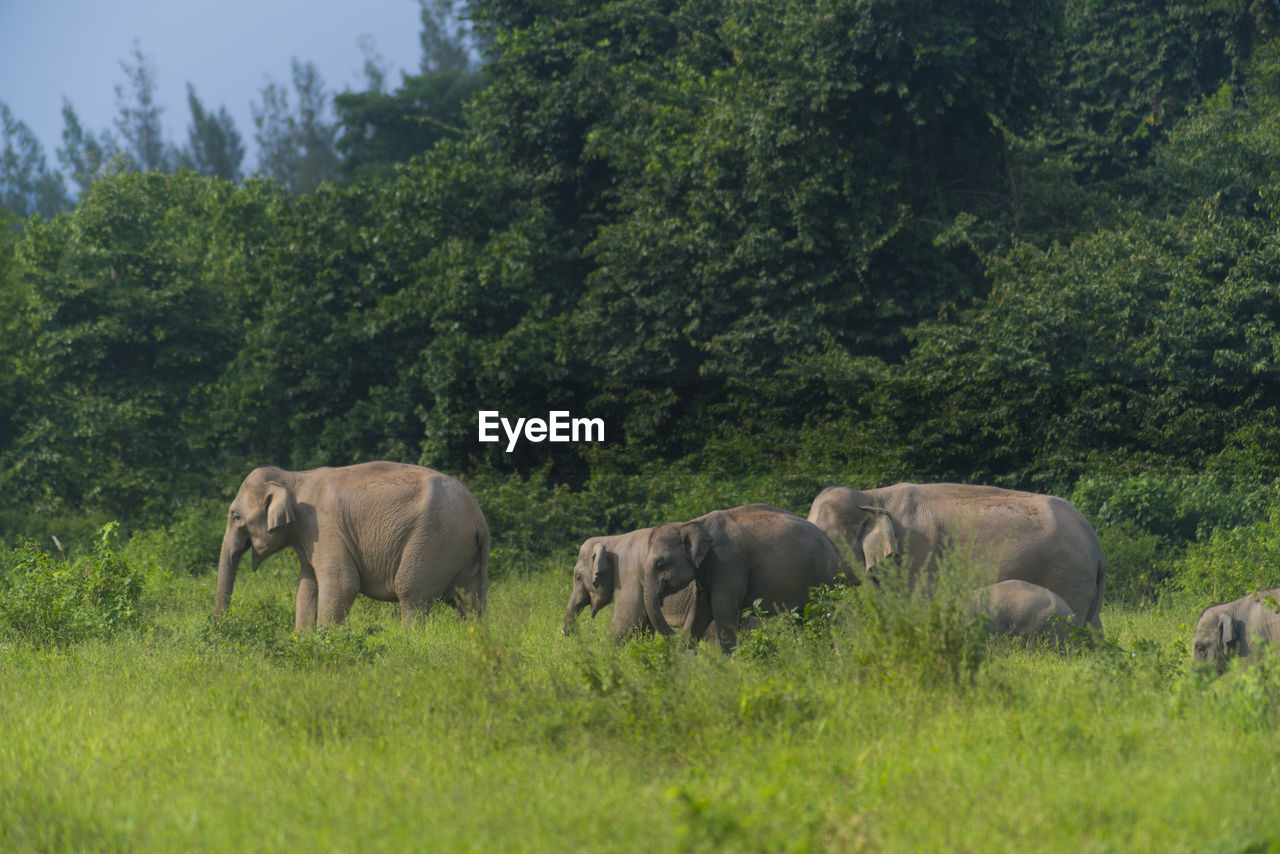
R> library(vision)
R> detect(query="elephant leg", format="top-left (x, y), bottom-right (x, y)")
top-left (446, 576), bottom-right (485, 618)
top-left (684, 588), bottom-right (714, 645)
top-left (444, 555), bottom-right (487, 619)
top-left (393, 541), bottom-right (455, 626)
top-left (295, 566), bottom-right (318, 632)
top-left (709, 590), bottom-right (742, 653)
top-left (316, 564), bottom-right (359, 627)
top-left (399, 597), bottom-right (431, 628)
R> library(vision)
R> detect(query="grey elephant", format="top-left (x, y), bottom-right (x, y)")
top-left (562, 528), bottom-right (706, 640)
top-left (217, 462), bottom-right (489, 630)
top-left (807, 483), bottom-right (1107, 631)
top-left (565, 504), bottom-right (844, 651)
top-left (969, 580), bottom-right (1079, 645)
top-left (1192, 588), bottom-right (1280, 673)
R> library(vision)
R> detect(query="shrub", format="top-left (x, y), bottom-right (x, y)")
top-left (285, 624), bottom-right (388, 667)
top-left (1168, 504), bottom-right (1280, 602)
top-left (0, 522), bottom-right (144, 645)
top-left (199, 593), bottom-right (388, 667)
top-left (1095, 526), bottom-right (1170, 604)
top-left (124, 498), bottom-right (227, 576)
top-left (198, 593), bottom-right (293, 656)
top-left (1070, 472), bottom-right (1275, 545)
top-left (830, 558), bottom-right (989, 687)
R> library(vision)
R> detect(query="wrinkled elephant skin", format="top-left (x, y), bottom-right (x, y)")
top-left (808, 483), bottom-right (1107, 631)
top-left (217, 461), bottom-right (489, 630)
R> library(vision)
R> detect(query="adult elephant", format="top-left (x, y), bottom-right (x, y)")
top-left (807, 483), bottom-right (1106, 631)
top-left (565, 504), bottom-right (844, 651)
top-left (217, 462), bottom-right (489, 630)
top-left (1192, 588), bottom-right (1280, 673)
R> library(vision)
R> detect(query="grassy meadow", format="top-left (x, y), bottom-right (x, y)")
top-left (3, 533), bottom-right (1279, 854)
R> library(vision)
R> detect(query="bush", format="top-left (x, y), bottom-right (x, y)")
top-left (199, 593), bottom-right (388, 667)
top-left (1070, 472), bottom-right (1275, 545)
top-left (198, 593), bottom-right (293, 656)
top-left (1168, 504), bottom-right (1280, 602)
top-left (1095, 526), bottom-right (1169, 605)
top-left (828, 558), bottom-right (989, 687)
top-left (124, 498), bottom-right (228, 576)
top-left (0, 522), bottom-right (144, 645)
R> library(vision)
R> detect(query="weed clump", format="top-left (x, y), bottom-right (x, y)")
top-left (818, 558), bottom-right (990, 687)
top-left (199, 594), bottom-right (387, 666)
top-left (0, 522), bottom-right (144, 645)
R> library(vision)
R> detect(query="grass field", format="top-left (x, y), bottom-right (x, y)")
top-left (3, 551), bottom-right (1279, 853)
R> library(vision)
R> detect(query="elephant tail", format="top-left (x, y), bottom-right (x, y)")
top-left (472, 519), bottom-right (491, 615)
top-left (1084, 550), bottom-right (1107, 632)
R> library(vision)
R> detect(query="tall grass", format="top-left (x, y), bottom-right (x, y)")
top-left (3, 543), bottom-right (1279, 851)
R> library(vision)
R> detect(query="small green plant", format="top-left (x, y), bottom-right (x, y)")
top-left (198, 594), bottom-right (293, 656)
top-left (284, 624), bottom-right (388, 666)
top-left (200, 594), bottom-right (388, 667)
top-left (0, 522), bottom-right (144, 645)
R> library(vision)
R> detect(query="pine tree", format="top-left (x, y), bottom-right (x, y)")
top-left (177, 84), bottom-right (245, 182)
top-left (251, 59), bottom-right (340, 194)
top-left (57, 99), bottom-right (111, 199)
top-left (0, 101), bottom-right (68, 218)
top-left (113, 41), bottom-right (170, 173)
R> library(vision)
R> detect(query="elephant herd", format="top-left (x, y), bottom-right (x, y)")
top-left (215, 461), bottom-right (1279, 668)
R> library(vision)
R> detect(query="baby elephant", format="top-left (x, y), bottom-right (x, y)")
top-left (969, 580), bottom-right (1079, 645)
top-left (1192, 588), bottom-right (1280, 673)
top-left (564, 504), bottom-right (844, 651)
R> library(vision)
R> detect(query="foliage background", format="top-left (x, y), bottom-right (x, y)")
top-left (2, 0), bottom-right (1280, 599)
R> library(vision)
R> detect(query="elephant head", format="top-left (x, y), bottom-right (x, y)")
top-left (562, 540), bottom-right (616, 634)
top-left (1192, 607), bottom-right (1238, 673)
top-left (216, 467), bottom-right (298, 615)
top-left (634, 521), bottom-right (709, 637)
top-left (808, 490), bottom-right (896, 576)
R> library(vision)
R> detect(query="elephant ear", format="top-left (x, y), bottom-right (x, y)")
top-left (1218, 613), bottom-right (1237, 650)
top-left (679, 521), bottom-right (713, 571)
top-left (591, 542), bottom-right (610, 589)
top-left (264, 481), bottom-right (297, 532)
top-left (857, 506), bottom-right (898, 570)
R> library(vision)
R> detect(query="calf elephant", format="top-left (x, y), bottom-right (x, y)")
top-left (217, 462), bottom-right (489, 630)
top-left (807, 483), bottom-right (1107, 631)
top-left (565, 504), bottom-right (843, 651)
top-left (561, 528), bottom-right (705, 640)
top-left (969, 580), bottom-right (1079, 645)
top-left (1192, 588), bottom-right (1280, 673)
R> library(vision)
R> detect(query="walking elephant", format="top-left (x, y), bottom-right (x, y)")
top-left (1192, 588), bottom-right (1280, 673)
top-left (217, 462), bottom-right (489, 630)
top-left (565, 504), bottom-right (844, 651)
top-left (969, 580), bottom-right (1079, 645)
top-left (561, 528), bottom-right (705, 640)
top-left (807, 483), bottom-right (1107, 631)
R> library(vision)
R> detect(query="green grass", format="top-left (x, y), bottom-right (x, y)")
top-left (3, 555), bottom-right (1279, 853)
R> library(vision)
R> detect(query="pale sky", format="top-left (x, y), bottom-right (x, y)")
top-left (0, 0), bottom-right (427, 172)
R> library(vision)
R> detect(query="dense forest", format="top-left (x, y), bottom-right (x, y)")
top-left (2, 0), bottom-right (1279, 578)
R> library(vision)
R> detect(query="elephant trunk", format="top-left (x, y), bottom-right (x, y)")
top-left (643, 576), bottom-right (675, 637)
top-left (562, 583), bottom-right (590, 635)
top-left (216, 526), bottom-right (249, 615)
